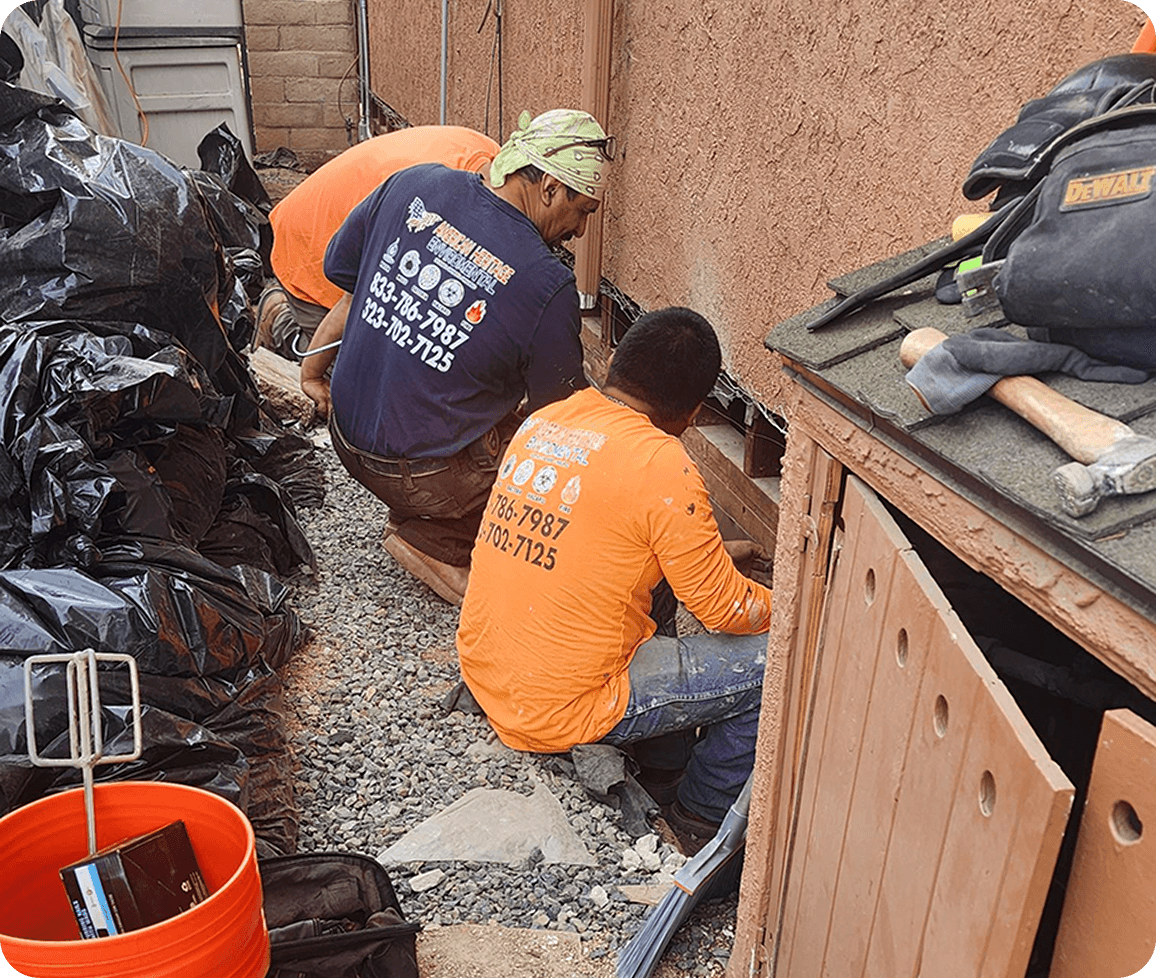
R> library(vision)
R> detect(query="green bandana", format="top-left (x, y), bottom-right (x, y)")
top-left (489, 109), bottom-right (611, 201)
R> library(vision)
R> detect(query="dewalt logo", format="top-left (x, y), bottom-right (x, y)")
top-left (1061, 166), bottom-right (1156, 210)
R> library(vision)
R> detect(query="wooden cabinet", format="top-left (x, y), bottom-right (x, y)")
top-left (740, 455), bottom-right (1073, 978)
top-left (732, 246), bottom-right (1156, 977)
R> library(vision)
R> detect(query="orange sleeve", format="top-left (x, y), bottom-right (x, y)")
top-left (648, 444), bottom-right (772, 634)
top-left (1133, 19), bottom-right (1155, 53)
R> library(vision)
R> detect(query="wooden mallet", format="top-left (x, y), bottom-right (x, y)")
top-left (900, 327), bottom-right (1156, 517)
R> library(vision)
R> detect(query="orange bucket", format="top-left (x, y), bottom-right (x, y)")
top-left (0, 782), bottom-right (268, 978)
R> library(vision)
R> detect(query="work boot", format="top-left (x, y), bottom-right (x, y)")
top-left (661, 798), bottom-right (721, 857)
top-left (253, 285), bottom-right (295, 355)
top-left (382, 534), bottom-right (469, 606)
top-left (635, 766), bottom-right (685, 807)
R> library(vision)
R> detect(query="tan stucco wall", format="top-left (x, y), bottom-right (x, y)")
top-left (366, 0), bottom-right (1142, 402)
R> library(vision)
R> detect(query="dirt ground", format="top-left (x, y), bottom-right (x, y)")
top-left (417, 923), bottom-right (692, 978)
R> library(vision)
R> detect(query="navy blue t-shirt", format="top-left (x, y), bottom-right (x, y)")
top-left (324, 164), bottom-right (586, 458)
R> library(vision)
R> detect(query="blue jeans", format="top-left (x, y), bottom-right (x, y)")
top-left (601, 632), bottom-right (766, 824)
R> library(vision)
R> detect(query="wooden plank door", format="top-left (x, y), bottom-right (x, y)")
top-left (1051, 709), bottom-right (1156, 978)
top-left (771, 475), bottom-right (1073, 978)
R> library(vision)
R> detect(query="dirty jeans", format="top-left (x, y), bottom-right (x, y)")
top-left (329, 414), bottom-right (515, 566)
top-left (600, 632), bottom-right (766, 824)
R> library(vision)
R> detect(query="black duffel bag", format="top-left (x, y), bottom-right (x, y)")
top-left (261, 852), bottom-right (421, 978)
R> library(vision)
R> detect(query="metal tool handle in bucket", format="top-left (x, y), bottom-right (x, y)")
top-left (24, 650), bottom-right (143, 856)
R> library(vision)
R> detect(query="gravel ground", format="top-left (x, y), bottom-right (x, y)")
top-left (280, 430), bottom-right (739, 976)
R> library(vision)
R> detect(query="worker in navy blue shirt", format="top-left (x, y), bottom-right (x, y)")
top-left (300, 109), bottom-right (614, 605)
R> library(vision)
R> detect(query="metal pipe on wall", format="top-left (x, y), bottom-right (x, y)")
top-left (574, 0), bottom-right (614, 311)
top-left (355, 0), bottom-right (372, 140)
top-left (440, 0), bottom-right (448, 124)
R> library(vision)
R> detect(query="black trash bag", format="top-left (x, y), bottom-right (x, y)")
top-left (0, 550), bottom-right (300, 678)
top-left (0, 319), bottom-right (315, 577)
top-left (0, 563), bottom-right (302, 854)
top-left (0, 700), bottom-right (252, 824)
top-left (0, 82), bottom-right (256, 410)
top-left (235, 428), bottom-right (326, 510)
top-left (200, 469), bottom-right (316, 579)
top-left (197, 122), bottom-right (272, 216)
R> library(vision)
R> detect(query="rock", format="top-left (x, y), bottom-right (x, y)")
top-left (410, 869), bottom-right (446, 893)
top-left (588, 885), bottom-right (609, 908)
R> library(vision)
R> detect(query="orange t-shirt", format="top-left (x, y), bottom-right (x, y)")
top-left (456, 388), bottom-right (773, 753)
top-left (1134, 19), bottom-right (1155, 52)
top-left (269, 126), bottom-right (499, 310)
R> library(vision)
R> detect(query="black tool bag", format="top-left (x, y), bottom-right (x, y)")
top-left (983, 105), bottom-right (1156, 368)
top-left (807, 86), bottom-right (1156, 370)
top-left (261, 852), bottom-right (421, 978)
top-left (804, 54), bottom-right (1156, 367)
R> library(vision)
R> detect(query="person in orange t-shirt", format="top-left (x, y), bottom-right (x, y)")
top-left (457, 307), bottom-right (772, 841)
top-left (257, 126), bottom-right (499, 358)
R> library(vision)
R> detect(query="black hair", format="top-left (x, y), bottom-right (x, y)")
top-left (605, 307), bottom-right (722, 425)
top-left (512, 164), bottom-right (581, 200)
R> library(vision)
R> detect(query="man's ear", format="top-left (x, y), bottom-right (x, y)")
top-left (540, 174), bottom-right (562, 204)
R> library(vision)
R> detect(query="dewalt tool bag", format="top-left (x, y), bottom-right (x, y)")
top-left (261, 852), bottom-right (420, 978)
top-left (981, 104), bottom-right (1156, 369)
top-left (806, 58), bottom-right (1156, 370)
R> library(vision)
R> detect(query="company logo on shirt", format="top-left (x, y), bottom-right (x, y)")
top-left (512, 459), bottom-right (535, 486)
top-left (383, 238), bottom-right (400, 266)
top-left (406, 196), bottom-right (442, 232)
top-left (500, 454), bottom-right (517, 480)
top-left (465, 300), bottom-right (487, 325)
top-left (561, 476), bottom-right (582, 505)
top-left (438, 278), bottom-right (466, 308)
top-left (418, 264), bottom-right (442, 291)
top-left (399, 250), bottom-right (422, 277)
top-left (532, 466), bottom-right (558, 495)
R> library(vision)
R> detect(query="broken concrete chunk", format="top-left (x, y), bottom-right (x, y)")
top-left (377, 783), bottom-right (596, 866)
top-left (588, 885), bottom-right (609, 908)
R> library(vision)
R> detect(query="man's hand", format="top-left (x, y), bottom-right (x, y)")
top-left (723, 538), bottom-right (762, 568)
top-left (298, 292), bottom-right (350, 424)
top-left (724, 538), bottom-right (773, 586)
top-left (301, 377), bottom-right (331, 420)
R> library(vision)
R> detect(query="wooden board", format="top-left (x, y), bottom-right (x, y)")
top-left (768, 476), bottom-right (1073, 978)
top-left (730, 433), bottom-right (842, 978)
top-left (1051, 709), bottom-right (1156, 978)
top-left (681, 423), bottom-right (780, 554)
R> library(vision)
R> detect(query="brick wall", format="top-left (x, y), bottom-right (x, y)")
top-left (243, 0), bottom-right (358, 167)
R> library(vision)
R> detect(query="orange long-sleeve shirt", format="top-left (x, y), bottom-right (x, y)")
top-left (1134, 19), bottom-right (1155, 52)
top-left (269, 126), bottom-right (499, 310)
top-left (457, 388), bottom-right (772, 752)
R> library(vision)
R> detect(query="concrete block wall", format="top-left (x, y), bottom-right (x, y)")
top-left (243, 0), bottom-right (358, 167)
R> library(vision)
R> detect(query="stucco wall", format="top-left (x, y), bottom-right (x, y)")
top-left (367, 0), bottom-right (583, 143)
top-left (366, 0), bottom-right (1142, 402)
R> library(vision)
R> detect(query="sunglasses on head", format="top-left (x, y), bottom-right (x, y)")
top-left (541, 135), bottom-right (617, 162)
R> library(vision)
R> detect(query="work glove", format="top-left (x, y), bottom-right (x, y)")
top-left (905, 327), bottom-right (1150, 415)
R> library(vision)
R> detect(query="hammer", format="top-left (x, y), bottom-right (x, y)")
top-left (899, 327), bottom-right (1156, 518)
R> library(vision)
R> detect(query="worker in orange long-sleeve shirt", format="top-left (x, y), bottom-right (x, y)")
top-left (257, 126), bottom-right (498, 359)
